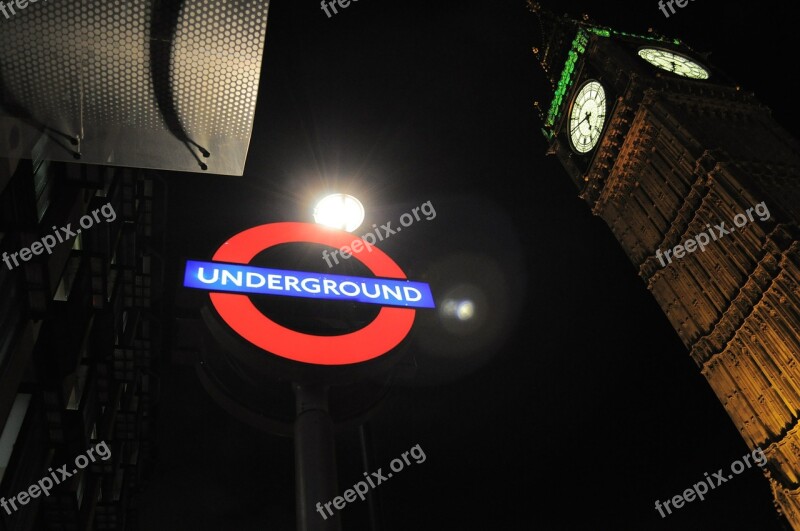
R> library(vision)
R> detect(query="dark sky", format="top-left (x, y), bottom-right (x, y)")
top-left (141, 1), bottom-right (798, 529)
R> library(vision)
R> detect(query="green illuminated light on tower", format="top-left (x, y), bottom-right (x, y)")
top-left (544, 29), bottom-right (588, 134)
top-left (587, 28), bottom-right (610, 38)
top-left (542, 26), bottom-right (683, 139)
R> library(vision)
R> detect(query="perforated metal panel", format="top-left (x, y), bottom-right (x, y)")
top-left (0, 0), bottom-right (269, 175)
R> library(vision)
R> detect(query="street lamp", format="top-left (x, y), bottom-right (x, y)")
top-left (294, 193), bottom-right (366, 531)
top-left (313, 193), bottom-right (365, 232)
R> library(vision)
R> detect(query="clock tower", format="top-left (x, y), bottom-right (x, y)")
top-left (529, 2), bottom-right (800, 527)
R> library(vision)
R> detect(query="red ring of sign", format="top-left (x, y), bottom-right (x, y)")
top-left (209, 222), bottom-right (416, 365)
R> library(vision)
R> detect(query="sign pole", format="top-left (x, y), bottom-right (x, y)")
top-left (359, 423), bottom-right (382, 531)
top-left (294, 383), bottom-right (341, 531)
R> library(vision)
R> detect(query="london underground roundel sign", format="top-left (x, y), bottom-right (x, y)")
top-left (183, 222), bottom-right (435, 365)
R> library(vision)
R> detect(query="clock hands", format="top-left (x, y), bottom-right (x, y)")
top-left (571, 112), bottom-right (592, 133)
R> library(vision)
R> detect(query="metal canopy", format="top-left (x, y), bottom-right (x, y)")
top-left (0, 0), bottom-right (270, 176)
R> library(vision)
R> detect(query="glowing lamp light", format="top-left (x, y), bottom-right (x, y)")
top-left (313, 194), bottom-right (365, 233)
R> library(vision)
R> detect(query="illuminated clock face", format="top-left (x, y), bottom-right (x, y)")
top-left (638, 48), bottom-right (710, 79)
top-left (568, 80), bottom-right (606, 154)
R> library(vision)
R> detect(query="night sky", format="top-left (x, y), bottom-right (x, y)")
top-left (139, 1), bottom-right (798, 529)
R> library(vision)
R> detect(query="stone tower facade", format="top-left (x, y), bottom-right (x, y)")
top-left (529, 4), bottom-right (800, 526)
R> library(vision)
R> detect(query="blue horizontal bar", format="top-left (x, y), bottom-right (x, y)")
top-left (183, 260), bottom-right (435, 309)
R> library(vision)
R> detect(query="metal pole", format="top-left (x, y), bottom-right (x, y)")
top-left (359, 423), bottom-right (381, 531)
top-left (294, 383), bottom-right (341, 531)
